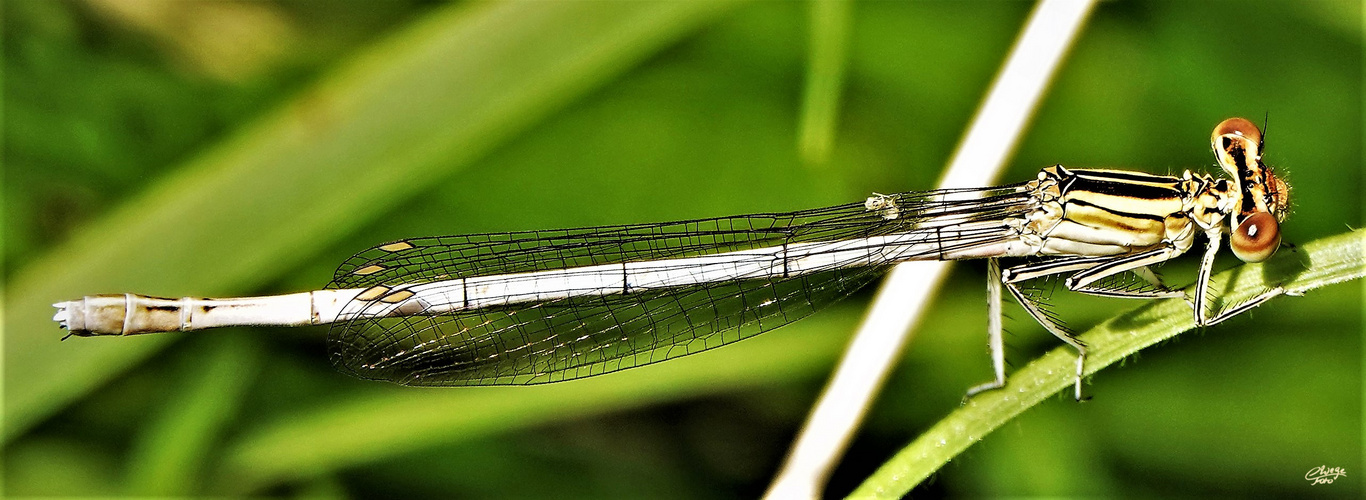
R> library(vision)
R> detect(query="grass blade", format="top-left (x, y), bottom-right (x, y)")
top-left (124, 335), bottom-right (261, 496)
top-left (3, 0), bottom-right (739, 441)
top-left (214, 307), bottom-right (860, 492)
top-left (850, 228), bottom-right (1366, 498)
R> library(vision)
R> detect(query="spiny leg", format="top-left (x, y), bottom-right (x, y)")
top-left (1002, 275), bottom-right (1088, 401)
top-left (1131, 265), bottom-right (1170, 290)
top-left (1193, 230), bottom-right (1285, 326)
top-left (966, 258), bottom-right (1007, 397)
top-left (967, 255), bottom-right (1110, 398)
top-left (1064, 245), bottom-right (1186, 299)
top-left (1003, 256), bottom-right (1145, 401)
top-left (1003, 248), bottom-right (1189, 399)
top-left (998, 255), bottom-right (1115, 283)
top-left (967, 249), bottom-right (1189, 401)
top-left (966, 256), bottom-right (1108, 401)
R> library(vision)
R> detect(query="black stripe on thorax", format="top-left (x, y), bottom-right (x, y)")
top-left (1069, 169), bottom-right (1181, 184)
top-left (1065, 198), bottom-right (1168, 223)
top-left (1062, 170), bottom-right (1183, 202)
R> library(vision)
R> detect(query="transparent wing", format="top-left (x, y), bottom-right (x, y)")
top-left (325, 184), bottom-right (1032, 386)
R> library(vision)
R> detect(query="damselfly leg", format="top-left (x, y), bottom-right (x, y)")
top-left (1193, 228), bottom-right (1287, 327)
top-left (975, 249), bottom-right (1186, 401)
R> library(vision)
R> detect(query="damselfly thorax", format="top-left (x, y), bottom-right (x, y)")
top-left (54, 118), bottom-right (1291, 400)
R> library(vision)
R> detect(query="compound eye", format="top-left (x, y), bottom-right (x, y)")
top-left (1211, 117), bottom-right (1262, 147)
top-left (1230, 211), bottom-right (1281, 262)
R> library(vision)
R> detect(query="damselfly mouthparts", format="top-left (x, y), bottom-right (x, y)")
top-left (54, 118), bottom-right (1290, 400)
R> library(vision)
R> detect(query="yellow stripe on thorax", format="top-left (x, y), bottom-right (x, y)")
top-left (1053, 168), bottom-right (1187, 249)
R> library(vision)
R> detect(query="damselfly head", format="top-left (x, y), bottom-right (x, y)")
top-left (1212, 117), bottom-right (1288, 263)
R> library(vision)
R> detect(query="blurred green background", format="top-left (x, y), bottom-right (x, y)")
top-left (3, 0), bottom-right (1361, 497)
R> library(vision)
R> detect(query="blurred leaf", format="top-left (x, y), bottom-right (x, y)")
top-left (797, 0), bottom-right (852, 166)
top-left (4, 0), bottom-right (740, 441)
top-left (3, 436), bottom-right (121, 496)
top-left (852, 228), bottom-right (1366, 498)
top-left (124, 334), bottom-right (261, 496)
top-left (83, 0), bottom-right (298, 82)
top-left (214, 305), bottom-right (860, 492)
top-left (293, 475), bottom-right (350, 500)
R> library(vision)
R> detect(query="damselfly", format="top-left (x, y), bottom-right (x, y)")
top-left (54, 118), bottom-right (1290, 400)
